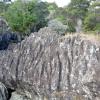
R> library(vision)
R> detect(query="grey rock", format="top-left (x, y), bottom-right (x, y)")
top-left (0, 27), bottom-right (100, 100)
top-left (75, 18), bottom-right (82, 33)
top-left (48, 19), bottom-right (67, 35)
top-left (0, 82), bottom-right (8, 100)
top-left (0, 17), bottom-right (10, 34)
top-left (10, 91), bottom-right (31, 100)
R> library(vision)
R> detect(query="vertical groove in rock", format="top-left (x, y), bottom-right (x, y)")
top-left (67, 56), bottom-right (71, 91)
top-left (15, 49), bottom-right (23, 87)
top-left (57, 51), bottom-right (62, 91)
top-left (48, 56), bottom-right (52, 92)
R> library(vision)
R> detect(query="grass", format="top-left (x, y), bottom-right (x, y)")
top-left (81, 32), bottom-right (100, 42)
top-left (59, 32), bottom-right (100, 44)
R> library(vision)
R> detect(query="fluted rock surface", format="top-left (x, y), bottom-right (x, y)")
top-left (0, 27), bottom-right (100, 100)
top-left (0, 82), bottom-right (8, 100)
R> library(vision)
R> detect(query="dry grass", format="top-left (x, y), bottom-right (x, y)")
top-left (59, 32), bottom-right (100, 44)
top-left (78, 33), bottom-right (100, 45)
top-left (73, 95), bottom-right (84, 100)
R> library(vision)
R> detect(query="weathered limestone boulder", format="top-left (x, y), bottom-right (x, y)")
top-left (0, 27), bottom-right (100, 100)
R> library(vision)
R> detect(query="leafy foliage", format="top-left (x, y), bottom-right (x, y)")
top-left (0, 2), bottom-right (9, 16)
top-left (31, 2), bottom-right (49, 32)
top-left (47, 3), bottom-right (76, 33)
top-left (3, 0), bottom-right (49, 36)
top-left (84, 13), bottom-right (96, 31)
top-left (0, 0), bottom-right (99, 36)
top-left (83, 0), bottom-right (100, 31)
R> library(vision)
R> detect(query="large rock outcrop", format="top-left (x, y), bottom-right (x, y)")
top-left (0, 27), bottom-right (100, 100)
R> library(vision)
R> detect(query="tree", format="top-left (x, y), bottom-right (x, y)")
top-left (0, 2), bottom-right (9, 15)
top-left (47, 2), bottom-right (58, 19)
top-left (4, 0), bottom-right (37, 36)
top-left (46, 2), bottom-right (76, 33)
top-left (31, 2), bottom-right (49, 32)
top-left (67, 0), bottom-right (90, 19)
top-left (84, 13), bottom-right (96, 31)
top-left (3, 0), bottom-right (49, 36)
top-left (83, 0), bottom-right (100, 31)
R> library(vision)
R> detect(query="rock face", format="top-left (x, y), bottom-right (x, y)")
top-left (10, 92), bottom-right (31, 100)
top-left (0, 32), bottom-right (21, 50)
top-left (0, 17), bottom-right (9, 34)
top-left (0, 82), bottom-right (8, 100)
top-left (0, 27), bottom-right (100, 100)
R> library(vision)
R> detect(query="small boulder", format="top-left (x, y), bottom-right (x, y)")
top-left (10, 92), bottom-right (31, 100)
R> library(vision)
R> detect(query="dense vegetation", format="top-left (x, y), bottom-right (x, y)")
top-left (0, 0), bottom-right (100, 37)
top-left (0, 0), bottom-right (49, 36)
